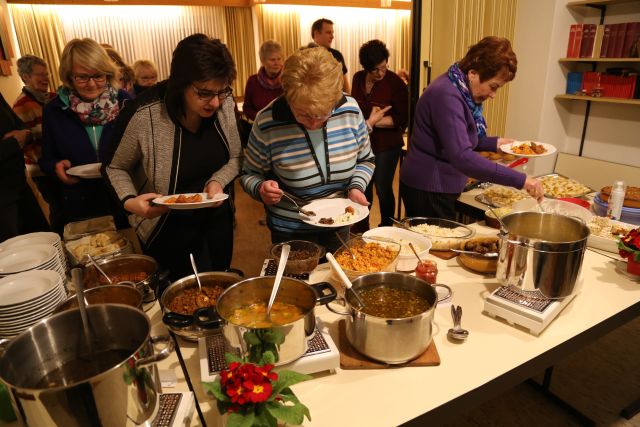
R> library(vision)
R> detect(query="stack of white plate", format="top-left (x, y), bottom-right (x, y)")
top-left (0, 270), bottom-right (66, 338)
top-left (0, 243), bottom-right (66, 287)
top-left (0, 232), bottom-right (68, 274)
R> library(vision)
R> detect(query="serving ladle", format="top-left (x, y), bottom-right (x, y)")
top-left (72, 267), bottom-right (94, 359)
top-left (189, 253), bottom-right (209, 305)
top-left (485, 205), bottom-right (508, 231)
top-left (266, 243), bottom-right (290, 319)
top-left (87, 254), bottom-right (113, 285)
top-left (447, 305), bottom-right (469, 341)
top-left (326, 252), bottom-right (366, 308)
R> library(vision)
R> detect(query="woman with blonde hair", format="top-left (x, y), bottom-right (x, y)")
top-left (132, 59), bottom-right (158, 96)
top-left (241, 47), bottom-right (374, 252)
top-left (40, 38), bottom-right (131, 227)
top-left (242, 40), bottom-right (283, 121)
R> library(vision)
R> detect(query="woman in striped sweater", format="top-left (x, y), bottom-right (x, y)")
top-left (241, 47), bottom-right (375, 252)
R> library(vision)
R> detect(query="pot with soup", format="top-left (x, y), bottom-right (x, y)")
top-left (327, 272), bottom-right (451, 364)
top-left (209, 276), bottom-right (337, 365)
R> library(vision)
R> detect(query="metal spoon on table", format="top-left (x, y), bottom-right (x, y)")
top-left (266, 244), bottom-right (290, 320)
top-left (447, 304), bottom-right (469, 341)
top-left (189, 253), bottom-right (209, 305)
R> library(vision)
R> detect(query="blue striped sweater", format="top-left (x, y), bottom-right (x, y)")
top-left (241, 95), bottom-right (375, 233)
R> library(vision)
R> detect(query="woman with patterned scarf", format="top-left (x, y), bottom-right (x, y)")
top-left (40, 38), bottom-right (131, 228)
top-left (242, 40), bottom-right (284, 122)
top-left (400, 37), bottom-right (544, 220)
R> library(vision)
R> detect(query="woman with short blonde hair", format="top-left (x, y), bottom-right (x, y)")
top-left (241, 46), bottom-right (374, 253)
top-left (58, 38), bottom-right (119, 90)
top-left (40, 37), bottom-right (131, 228)
top-left (281, 47), bottom-right (343, 117)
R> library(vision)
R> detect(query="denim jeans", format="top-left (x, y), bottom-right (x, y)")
top-left (365, 147), bottom-right (401, 227)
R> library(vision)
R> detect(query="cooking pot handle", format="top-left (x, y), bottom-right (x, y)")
top-left (194, 306), bottom-right (223, 329)
top-left (310, 282), bottom-right (337, 305)
top-left (163, 311), bottom-right (194, 328)
top-left (135, 335), bottom-right (175, 369)
top-left (326, 298), bottom-right (351, 316)
top-left (432, 284), bottom-right (453, 303)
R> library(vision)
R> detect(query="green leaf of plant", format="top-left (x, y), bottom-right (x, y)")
top-left (271, 370), bottom-right (313, 396)
top-left (224, 352), bottom-right (244, 365)
top-left (261, 351), bottom-right (276, 365)
top-left (253, 408), bottom-right (278, 427)
top-left (202, 381), bottom-right (228, 402)
top-left (263, 328), bottom-right (285, 345)
top-left (227, 411), bottom-right (256, 427)
top-left (243, 331), bottom-right (261, 346)
top-left (265, 400), bottom-right (311, 425)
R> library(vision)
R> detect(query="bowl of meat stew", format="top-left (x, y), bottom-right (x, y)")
top-left (160, 271), bottom-right (243, 341)
top-left (457, 237), bottom-right (500, 274)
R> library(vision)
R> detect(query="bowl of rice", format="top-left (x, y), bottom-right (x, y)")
top-left (400, 217), bottom-right (475, 251)
top-left (330, 236), bottom-right (401, 281)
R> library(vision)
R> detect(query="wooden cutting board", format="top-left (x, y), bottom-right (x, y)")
top-left (337, 320), bottom-right (440, 369)
top-left (430, 250), bottom-right (458, 260)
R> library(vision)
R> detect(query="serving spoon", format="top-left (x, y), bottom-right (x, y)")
top-left (451, 248), bottom-right (499, 257)
top-left (189, 253), bottom-right (209, 306)
top-left (87, 254), bottom-right (113, 285)
top-left (266, 244), bottom-right (290, 319)
top-left (326, 252), bottom-right (366, 308)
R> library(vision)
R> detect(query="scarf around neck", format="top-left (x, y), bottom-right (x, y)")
top-left (23, 86), bottom-right (53, 105)
top-left (257, 66), bottom-right (282, 91)
top-left (447, 63), bottom-right (487, 139)
top-left (65, 85), bottom-right (120, 126)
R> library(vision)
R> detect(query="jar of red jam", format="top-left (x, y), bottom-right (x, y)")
top-left (415, 260), bottom-right (438, 284)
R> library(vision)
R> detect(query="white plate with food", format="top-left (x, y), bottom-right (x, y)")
top-left (153, 193), bottom-right (229, 209)
top-left (500, 141), bottom-right (557, 157)
top-left (66, 163), bottom-right (102, 179)
top-left (300, 198), bottom-right (369, 228)
top-left (586, 216), bottom-right (635, 253)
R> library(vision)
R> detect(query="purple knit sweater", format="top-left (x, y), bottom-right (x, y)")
top-left (400, 73), bottom-right (525, 194)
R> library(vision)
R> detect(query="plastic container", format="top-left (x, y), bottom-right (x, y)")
top-left (592, 194), bottom-right (640, 226)
top-left (606, 180), bottom-right (626, 221)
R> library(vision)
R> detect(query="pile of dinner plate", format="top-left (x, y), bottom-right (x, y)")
top-left (0, 270), bottom-right (66, 338)
top-left (0, 232), bottom-right (68, 275)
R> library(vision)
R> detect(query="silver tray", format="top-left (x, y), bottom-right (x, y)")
top-left (535, 173), bottom-right (594, 199)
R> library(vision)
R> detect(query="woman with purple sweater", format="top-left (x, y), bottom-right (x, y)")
top-left (400, 37), bottom-right (543, 220)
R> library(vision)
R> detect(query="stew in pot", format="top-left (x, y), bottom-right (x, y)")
top-left (166, 284), bottom-right (226, 314)
top-left (228, 301), bottom-right (304, 328)
top-left (358, 286), bottom-right (430, 318)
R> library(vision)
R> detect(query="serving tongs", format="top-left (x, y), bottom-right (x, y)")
top-left (280, 191), bottom-right (316, 217)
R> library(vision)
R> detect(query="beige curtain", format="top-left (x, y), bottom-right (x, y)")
top-left (254, 5), bottom-right (301, 63)
top-left (58, 5), bottom-right (227, 82)
top-left (223, 7), bottom-right (255, 97)
top-left (430, 0), bottom-right (517, 135)
top-left (9, 4), bottom-right (65, 89)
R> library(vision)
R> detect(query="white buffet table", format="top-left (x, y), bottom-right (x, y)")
top-left (171, 223), bottom-right (640, 427)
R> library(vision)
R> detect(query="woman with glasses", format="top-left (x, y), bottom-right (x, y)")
top-left (351, 39), bottom-right (408, 232)
top-left (400, 37), bottom-right (543, 220)
top-left (40, 38), bottom-right (131, 228)
top-left (104, 34), bottom-right (242, 281)
top-left (241, 47), bottom-right (375, 252)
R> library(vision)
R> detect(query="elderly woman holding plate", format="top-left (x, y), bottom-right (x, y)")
top-left (241, 47), bottom-right (375, 252)
top-left (40, 38), bottom-right (131, 228)
top-left (104, 34), bottom-right (242, 280)
top-left (399, 37), bottom-right (543, 220)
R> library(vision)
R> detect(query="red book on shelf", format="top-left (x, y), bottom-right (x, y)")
top-left (572, 24), bottom-right (585, 57)
top-left (600, 24), bottom-right (613, 57)
top-left (582, 71), bottom-right (601, 94)
top-left (567, 24), bottom-right (577, 57)
top-left (612, 23), bottom-right (628, 58)
top-left (580, 24), bottom-right (597, 57)
top-left (622, 22), bottom-right (640, 57)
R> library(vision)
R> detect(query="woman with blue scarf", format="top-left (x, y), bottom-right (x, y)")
top-left (41, 38), bottom-right (131, 228)
top-left (400, 37), bottom-right (543, 220)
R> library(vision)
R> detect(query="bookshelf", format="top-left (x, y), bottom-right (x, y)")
top-left (557, 0), bottom-right (640, 155)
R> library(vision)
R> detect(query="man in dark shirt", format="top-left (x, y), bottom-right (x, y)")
top-left (311, 18), bottom-right (350, 94)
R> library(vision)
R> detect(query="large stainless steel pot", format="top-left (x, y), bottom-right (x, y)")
top-left (496, 212), bottom-right (590, 299)
top-left (212, 276), bottom-right (337, 365)
top-left (0, 304), bottom-right (174, 427)
top-left (327, 272), bottom-right (451, 364)
top-left (160, 271), bottom-right (243, 341)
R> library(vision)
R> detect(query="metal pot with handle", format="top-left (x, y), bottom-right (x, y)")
top-left (0, 304), bottom-right (173, 427)
top-left (496, 211), bottom-right (590, 299)
top-left (327, 272), bottom-right (451, 364)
